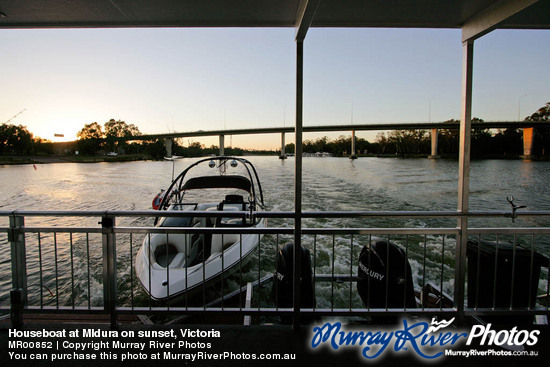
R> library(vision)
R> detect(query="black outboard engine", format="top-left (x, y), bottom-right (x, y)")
top-left (271, 243), bottom-right (315, 324)
top-left (357, 240), bottom-right (416, 319)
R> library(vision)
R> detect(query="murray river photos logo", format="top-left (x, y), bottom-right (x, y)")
top-left (310, 318), bottom-right (540, 360)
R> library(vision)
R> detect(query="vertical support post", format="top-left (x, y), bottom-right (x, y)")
top-left (293, 39), bottom-right (304, 329)
top-left (349, 130), bottom-right (357, 159)
top-left (294, 0), bottom-right (319, 330)
top-left (429, 129), bottom-right (440, 158)
top-left (455, 40), bottom-right (474, 322)
top-left (219, 134), bottom-right (225, 156)
top-left (164, 138), bottom-right (173, 158)
top-left (101, 215), bottom-right (118, 329)
top-left (280, 132), bottom-right (287, 159)
top-left (522, 127), bottom-right (534, 158)
top-left (9, 215), bottom-right (27, 328)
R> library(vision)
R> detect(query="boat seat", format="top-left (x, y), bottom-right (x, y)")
top-left (154, 243), bottom-right (179, 268)
top-left (187, 216), bottom-right (213, 267)
top-left (218, 194), bottom-right (246, 211)
top-left (215, 206), bottom-right (244, 227)
top-left (210, 233), bottom-right (241, 254)
top-left (168, 252), bottom-right (185, 268)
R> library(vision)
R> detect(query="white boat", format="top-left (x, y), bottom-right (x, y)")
top-left (135, 156), bottom-right (266, 301)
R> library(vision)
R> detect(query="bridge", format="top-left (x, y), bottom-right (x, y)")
top-left (126, 121), bottom-right (550, 159)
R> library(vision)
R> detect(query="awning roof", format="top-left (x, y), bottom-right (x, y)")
top-left (0, 0), bottom-right (549, 30)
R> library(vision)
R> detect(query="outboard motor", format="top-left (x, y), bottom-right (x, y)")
top-left (357, 240), bottom-right (416, 315)
top-left (271, 243), bottom-right (315, 324)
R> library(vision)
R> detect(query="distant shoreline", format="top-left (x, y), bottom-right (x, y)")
top-left (0, 154), bottom-right (154, 165)
top-left (1, 153), bottom-right (548, 166)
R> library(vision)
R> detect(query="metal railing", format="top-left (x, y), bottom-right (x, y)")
top-left (1, 209), bottom-right (549, 328)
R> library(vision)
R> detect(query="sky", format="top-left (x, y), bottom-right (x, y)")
top-left (0, 27), bottom-right (548, 150)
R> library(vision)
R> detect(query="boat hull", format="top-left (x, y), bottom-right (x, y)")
top-left (135, 220), bottom-right (266, 301)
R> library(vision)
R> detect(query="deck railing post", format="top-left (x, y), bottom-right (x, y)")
top-left (293, 39), bottom-right (304, 329)
top-left (9, 214), bottom-right (27, 328)
top-left (101, 215), bottom-right (118, 329)
top-left (455, 39), bottom-right (474, 324)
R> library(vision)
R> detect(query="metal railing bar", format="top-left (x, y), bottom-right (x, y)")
top-left (314, 275), bottom-right (360, 282)
top-left (54, 232), bottom-right (59, 309)
top-left (547, 257), bottom-right (550, 311)
top-left (469, 228), bottom-right (550, 235)
top-left (221, 233), bottom-right (225, 309)
top-left (367, 234), bottom-right (372, 312)
top-left (86, 233), bottom-right (91, 310)
top-left (529, 234), bottom-right (535, 309)
top-left (202, 231), bottom-right (206, 311)
top-left (115, 227), bottom-right (294, 235)
top-left (404, 234), bottom-right (409, 311)
top-left (440, 235), bottom-right (445, 312)
top-left (147, 233), bottom-right (152, 311)
top-left (313, 234), bottom-right (317, 311)
top-left (302, 228), bottom-right (460, 235)
top-left (257, 233), bottom-right (261, 312)
top-left (492, 235), bottom-right (500, 310)
top-left (274, 234), bottom-right (279, 312)
top-left (18, 226), bottom-right (550, 237)
top-left (474, 234), bottom-right (481, 310)
top-left (23, 227), bottom-right (103, 234)
top-left (510, 234), bottom-right (517, 309)
top-left (349, 234), bottom-right (353, 311)
top-left (19, 305), bottom-right (547, 318)
top-left (6, 226), bottom-right (550, 238)
top-left (37, 232), bottom-right (43, 308)
top-left (3, 209), bottom-right (550, 218)
top-left (70, 232), bottom-right (75, 309)
top-left (130, 233), bottom-right (134, 309)
top-left (463, 308), bottom-right (550, 316)
top-left (422, 234), bottom-right (426, 312)
top-left (24, 306), bottom-right (104, 313)
top-left (239, 233), bottom-right (243, 312)
top-left (114, 307), bottom-right (461, 317)
top-left (166, 232), bottom-right (171, 311)
top-left (331, 235), bottom-right (335, 311)
top-left (184, 232), bottom-right (189, 310)
top-left (20, 304), bottom-right (547, 317)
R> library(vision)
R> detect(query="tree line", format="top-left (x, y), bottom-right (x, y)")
top-left (287, 103), bottom-right (550, 158)
top-left (76, 119), bottom-right (276, 157)
top-left (2, 102), bottom-right (549, 159)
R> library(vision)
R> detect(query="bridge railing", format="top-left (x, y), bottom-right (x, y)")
top-left (1, 210), bottom-right (549, 327)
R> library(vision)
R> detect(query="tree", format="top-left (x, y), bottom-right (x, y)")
top-left (0, 124), bottom-right (34, 155)
top-left (143, 139), bottom-right (166, 159)
top-left (386, 129), bottom-right (428, 156)
top-left (525, 102), bottom-right (550, 122)
top-left (104, 119), bottom-right (141, 152)
top-left (437, 119), bottom-right (460, 155)
top-left (525, 102), bottom-right (550, 156)
top-left (76, 122), bottom-right (104, 155)
top-left (375, 133), bottom-right (391, 154)
top-left (77, 122), bottom-right (104, 140)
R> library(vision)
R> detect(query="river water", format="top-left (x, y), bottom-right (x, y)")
top-left (1, 157), bottom-right (549, 310)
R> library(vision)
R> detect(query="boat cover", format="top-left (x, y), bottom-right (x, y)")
top-left (181, 175), bottom-right (252, 192)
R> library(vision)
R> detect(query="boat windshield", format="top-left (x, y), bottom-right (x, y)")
top-left (158, 216), bottom-right (193, 227)
top-left (157, 203), bottom-right (197, 227)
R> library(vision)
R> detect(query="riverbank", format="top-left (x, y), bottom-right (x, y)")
top-left (1, 153), bottom-right (548, 165)
top-left (0, 154), bottom-right (153, 165)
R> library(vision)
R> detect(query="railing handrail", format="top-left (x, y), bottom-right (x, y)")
top-left (2, 209), bottom-right (550, 218)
